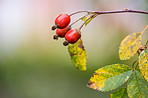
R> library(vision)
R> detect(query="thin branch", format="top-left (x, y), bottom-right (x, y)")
top-left (69, 14), bottom-right (89, 27)
top-left (141, 25), bottom-right (148, 34)
top-left (69, 9), bottom-right (148, 31)
top-left (78, 14), bottom-right (97, 30)
top-left (132, 58), bottom-right (138, 70)
top-left (69, 11), bottom-right (91, 16)
top-left (145, 40), bottom-right (148, 46)
top-left (94, 9), bottom-right (148, 15)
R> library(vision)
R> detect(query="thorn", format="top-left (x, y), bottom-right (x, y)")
top-left (124, 8), bottom-right (129, 10)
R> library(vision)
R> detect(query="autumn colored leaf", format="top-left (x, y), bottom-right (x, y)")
top-left (127, 71), bottom-right (148, 98)
top-left (119, 25), bottom-right (148, 60)
top-left (68, 39), bottom-right (87, 71)
top-left (81, 14), bottom-right (90, 21)
top-left (139, 50), bottom-right (148, 81)
top-left (119, 32), bottom-right (142, 60)
top-left (110, 88), bottom-right (128, 98)
top-left (87, 64), bottom-right (132, 92)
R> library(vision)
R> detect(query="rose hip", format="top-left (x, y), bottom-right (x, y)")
top-left (65, 29), bottom-right (81, 44)
top-left (56, 26), bottom-right (71, 37)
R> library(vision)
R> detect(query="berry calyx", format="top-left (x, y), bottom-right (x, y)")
top-left (65, 29), bottom-right (81, 44)
top-left (52, 25), bottom-right (57, 30)
top-left (56, 26), bottom-right (71, 38)
top-left (55, 14), bottom-right (71, 29)
top-left (63, 41), bottom-right (69, 46)
top-left (53, 35), bottom-right (58, 40)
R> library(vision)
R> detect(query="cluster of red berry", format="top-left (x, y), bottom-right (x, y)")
top-left (51, 14), bottom-right (81, 46)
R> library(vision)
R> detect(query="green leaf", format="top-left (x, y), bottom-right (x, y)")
top-left (110, 88), bottom-right (128, 98)
top-left (68, 39), bottom-right (87, 71)
top-left (81, 14), bottom-right (98, 26)
top-left (119, 32), bottom-right (142, 60)
top-left (87, 64), bottom-right (132, 92)
top-left (139, 50), bottom-right (148, 81)
top-left (127, 71), bottom-right (148, 98)
top-left (81, 14), bottom-right (90, 21)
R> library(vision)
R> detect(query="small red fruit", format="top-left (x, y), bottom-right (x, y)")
top-left (65, 29), bottom-right (81, 44)
top-left (55, 14), bottom-right (71, 29)
top-left (56, 26), bottom-right (71, 37)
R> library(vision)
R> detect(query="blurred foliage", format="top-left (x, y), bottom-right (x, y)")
top-left (1, 0), bottom-right (148, 98)
top-left (0, 42), bottom-right (112, 98)
top-left (0, 30), bottom-right (138, 98)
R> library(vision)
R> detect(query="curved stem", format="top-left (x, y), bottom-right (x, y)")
top-left (69, 11), bottom-right (91, 16)
top-left (134, 63), bottom-right (139, 70)
top-left (145, 40), bottom-right (148, 46)
top-left (69, 14), bottom-right (89, 27)
top-left (69, 9), bottom-right (148, 31)
top-left (70, 9), bottom-right (148, 16)
top-left (141, 25), bottom-right (148, 34)
top-left (132, 59), bottom-right (138, 70)
top-left (78, 14), bottom-right (97, 30)
top-left (94, 9), bottom-right (148, 15)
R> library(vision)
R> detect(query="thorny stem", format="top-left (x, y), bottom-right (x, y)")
top-left (78, 14), bottom-right (97, 30)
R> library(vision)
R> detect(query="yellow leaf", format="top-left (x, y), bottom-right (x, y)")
top-left (119, 25), bottom-right (148, 60)
top-left (68, 39), bottom-right (87, 71)
top-left (119, 32), bottom-right (142, 60)
top-left (139, 50), bottom-right (148, 81)
top-left (87, 64), bottom-right (132, 92)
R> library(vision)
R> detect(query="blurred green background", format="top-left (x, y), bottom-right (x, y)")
top-left (0, 0), bottom-right (148, 98)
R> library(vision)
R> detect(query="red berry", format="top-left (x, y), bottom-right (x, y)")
top-left (55, 14), bottom-right (71, 29)
top-left (56, 26), bottom-right (71, 37)
top-left (65, 29), bottom-right (81, 44)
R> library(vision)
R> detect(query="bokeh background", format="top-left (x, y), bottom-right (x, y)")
top-left (0, 0), bottom-right (148, 98)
